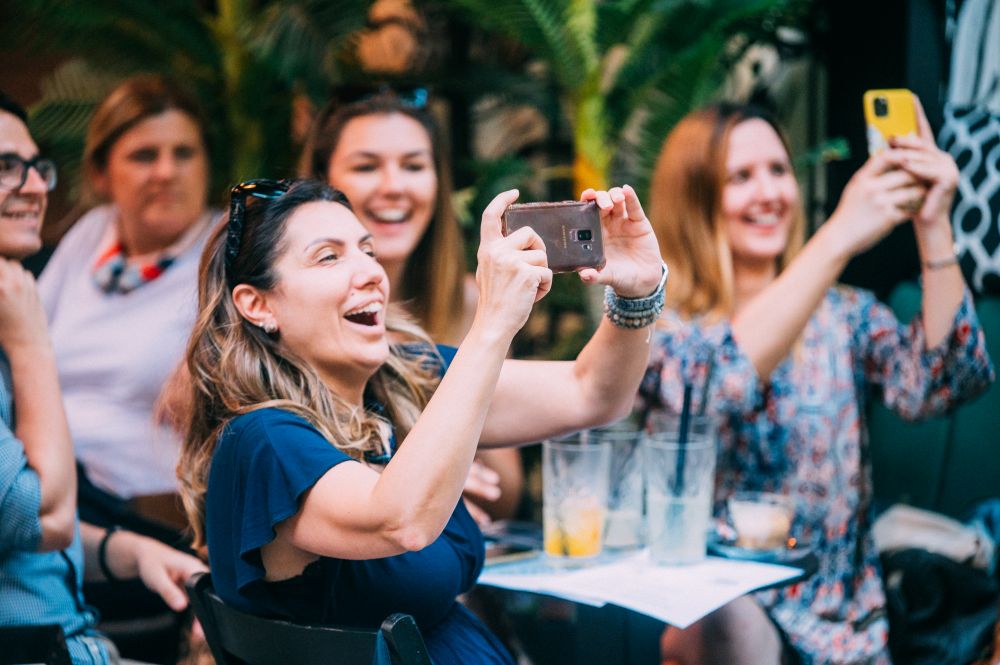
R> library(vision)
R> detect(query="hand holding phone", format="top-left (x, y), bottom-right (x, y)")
top-left (864, 89), bottom-right (918, 156)
top-left (501, 200), bottom-right (606, 273)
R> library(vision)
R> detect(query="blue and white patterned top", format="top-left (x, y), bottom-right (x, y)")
top-left (0, 351), bottom-right (107, 664)
top-left (638, 286), bottom-right (994, 664)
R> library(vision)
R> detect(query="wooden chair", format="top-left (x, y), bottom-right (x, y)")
top-left (0, 624), bottom-right (71, 665)
top-left (185, 572), bottom-right (432, 665)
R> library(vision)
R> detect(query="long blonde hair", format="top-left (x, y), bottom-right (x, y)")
top-left (649, 103), bottom-right (805, 321)
top-left (178, 180), bottom-right (441, 550)
top-left (302, 89), bottom-right (467, 343)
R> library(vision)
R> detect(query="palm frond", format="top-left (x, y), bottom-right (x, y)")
top-left (448, 0), bottom-right (593, 87)
top-left (249, 0), bottom-right (370, 99)
top-left (27, 60), bottom-right (123, 203)
top-left (10, 0), bottom-right (219, 75)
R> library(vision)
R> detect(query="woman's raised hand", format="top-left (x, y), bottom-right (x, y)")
top-left (889, 96), bottom-right (959, 231)
top-left (578, 185), bottom-right (662, 298)
top-left (827, 149), bottom-right (927, 258)
top-left (474, 189), bottom-right (553, 338)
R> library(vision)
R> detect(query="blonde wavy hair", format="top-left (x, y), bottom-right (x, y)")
top-left (649, 103), bottom-right (805, 321)
top-left (178, 180), bottom-right (442, 550)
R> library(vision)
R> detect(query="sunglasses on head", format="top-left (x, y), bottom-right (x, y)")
top-left (0, 153), bottom-right (57, 193)
top-left (333, 83), bottom-right (429, 110)
top-left (224, 179), bottom-right (290, 278)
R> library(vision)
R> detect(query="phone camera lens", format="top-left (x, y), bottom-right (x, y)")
top-left (874, 96), bottom-right (889, 117)
top-left (577, 229), bottom-right (593, 241)
top-left (582, 243), bottom-right (593, 251)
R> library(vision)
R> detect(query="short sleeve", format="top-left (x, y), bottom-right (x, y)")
top-left (0, 423), bottom-right (43, 554)
top-left (638, 311), bottom-right (762, 421)
top-left (207, 408), bottom-right (354, 594)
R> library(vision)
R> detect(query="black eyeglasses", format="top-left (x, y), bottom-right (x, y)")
top-left (334, 84), bottom-right (429, 110)
top-left (224, 179), bottom-right (290, 277)
top-left (0, 153), bottom-right (57, 192)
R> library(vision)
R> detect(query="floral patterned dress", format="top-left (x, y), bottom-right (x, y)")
top-left (638, 286), bottom-right (994, 665)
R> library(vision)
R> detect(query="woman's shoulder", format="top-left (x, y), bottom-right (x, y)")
top-left (45, 205), bottom-right (115, 263)
top-left (219, 407), bottom-right (353, 469)
top-left (653, 309), bottom-right (731, 344)
top-left (226, 407), bottom-right (316, 437)
top-left (826, 284), bottom-right (882, 316)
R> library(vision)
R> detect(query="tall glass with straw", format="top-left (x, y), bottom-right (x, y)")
top-left (643, 384), bottom-right (716, 565)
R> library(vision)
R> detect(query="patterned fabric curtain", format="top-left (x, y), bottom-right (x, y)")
top-left (939, 0), bottom-right (1000, 295)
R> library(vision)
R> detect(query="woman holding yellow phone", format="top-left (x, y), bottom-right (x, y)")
top-left (640, 95), bottom-right (993, 665)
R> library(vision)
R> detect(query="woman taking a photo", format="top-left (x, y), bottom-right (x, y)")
top-left (640, 99), bottom-right (993, 665)
top-left (178, 179), bottom-right (663, 663)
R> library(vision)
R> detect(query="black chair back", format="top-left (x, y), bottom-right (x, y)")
top-left (186, 572), bottom-right (432, 665)
top-left (0, 624), bottom-right (71, 665)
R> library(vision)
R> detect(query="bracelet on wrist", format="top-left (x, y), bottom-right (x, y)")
top-left (98, 525), bottom-right (124, 583)
top-left (922, 255), bottom-right (960, 270)
top-left (604, 262), bottom-right (668, 329)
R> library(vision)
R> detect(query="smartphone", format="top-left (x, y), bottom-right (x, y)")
top-left (501, 200), bottom-right (606, 273)
top-left (864, 89), bottom-right (918, 156)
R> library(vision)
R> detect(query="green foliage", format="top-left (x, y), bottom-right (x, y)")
top-left (4, 0), bottom-right (370, 200)
top-left (7, 0), bottom-right (814, 361)
top-left (441, 0), bottom-right (807, 197)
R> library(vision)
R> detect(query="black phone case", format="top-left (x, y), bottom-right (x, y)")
top-left (501, 200), bottom-right (605, 273)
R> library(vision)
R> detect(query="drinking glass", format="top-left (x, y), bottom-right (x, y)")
top-left (542, 437), bottom-right (611, 561)
top-left (583, 427), bottom-right (644, 551)
top-left (643, 417), bottom-right (716, 565)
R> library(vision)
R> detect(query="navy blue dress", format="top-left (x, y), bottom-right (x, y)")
top-left (205, 347), bottom-right (514, 664)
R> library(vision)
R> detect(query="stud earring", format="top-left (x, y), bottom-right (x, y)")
top-left (263, 321), bottom-right (278, 334)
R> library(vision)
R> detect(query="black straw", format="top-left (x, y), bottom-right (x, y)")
top-left (697, 349), bottom-right (716, 418)
top-left (674, 383), bottom-right (693, 497)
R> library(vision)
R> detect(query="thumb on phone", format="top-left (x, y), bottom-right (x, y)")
top-left (480, 189), bottom-right (520, 244)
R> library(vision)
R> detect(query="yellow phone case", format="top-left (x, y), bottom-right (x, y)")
top-left (864, 89), bottom-right (918, 155)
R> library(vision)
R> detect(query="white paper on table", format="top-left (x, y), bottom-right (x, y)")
top-left (477, 551), bottom-right (802, 628)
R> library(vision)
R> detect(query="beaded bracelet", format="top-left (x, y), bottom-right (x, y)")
top-left (98, 525), bottom-right (123, 583)
top-left (604, 262), bottom-right (668, 329)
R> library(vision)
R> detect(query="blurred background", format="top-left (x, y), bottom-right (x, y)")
top-left (0, 0), bottom-right (964, 356)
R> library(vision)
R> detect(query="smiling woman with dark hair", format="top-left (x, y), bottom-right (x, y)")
top-left (178, 178), bottom-right (664, 663)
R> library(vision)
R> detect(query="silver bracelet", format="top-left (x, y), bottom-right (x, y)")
top-left (604, 262), bottom-right (668, 329)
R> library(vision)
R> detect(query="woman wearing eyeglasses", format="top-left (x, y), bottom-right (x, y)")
top-left (304, 88), bottom-right (522, 525)
top-left (37, 74), bottom-right (217, 518)
top-left (177, 178), bottom-right (664, 663)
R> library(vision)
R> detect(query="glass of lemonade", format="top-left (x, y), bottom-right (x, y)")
top-left (583, 427), bottom-right (645, 551)
top-left (642, 417), bottom-right (716, 565)
top-left (542, 437), bottom-right (611, 562)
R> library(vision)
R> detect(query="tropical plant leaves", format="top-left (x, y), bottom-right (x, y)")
top-left (249, 0), bottom-right (370, 101)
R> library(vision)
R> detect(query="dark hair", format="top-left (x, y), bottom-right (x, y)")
top-left (226, 179), bottom-right (352, 292)
top-left (302, 89), bottom-right (468, 343)
top-left (181, 177), bottom-right (437, 550)
top-left (0, 91), bottom-right (28, 123)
